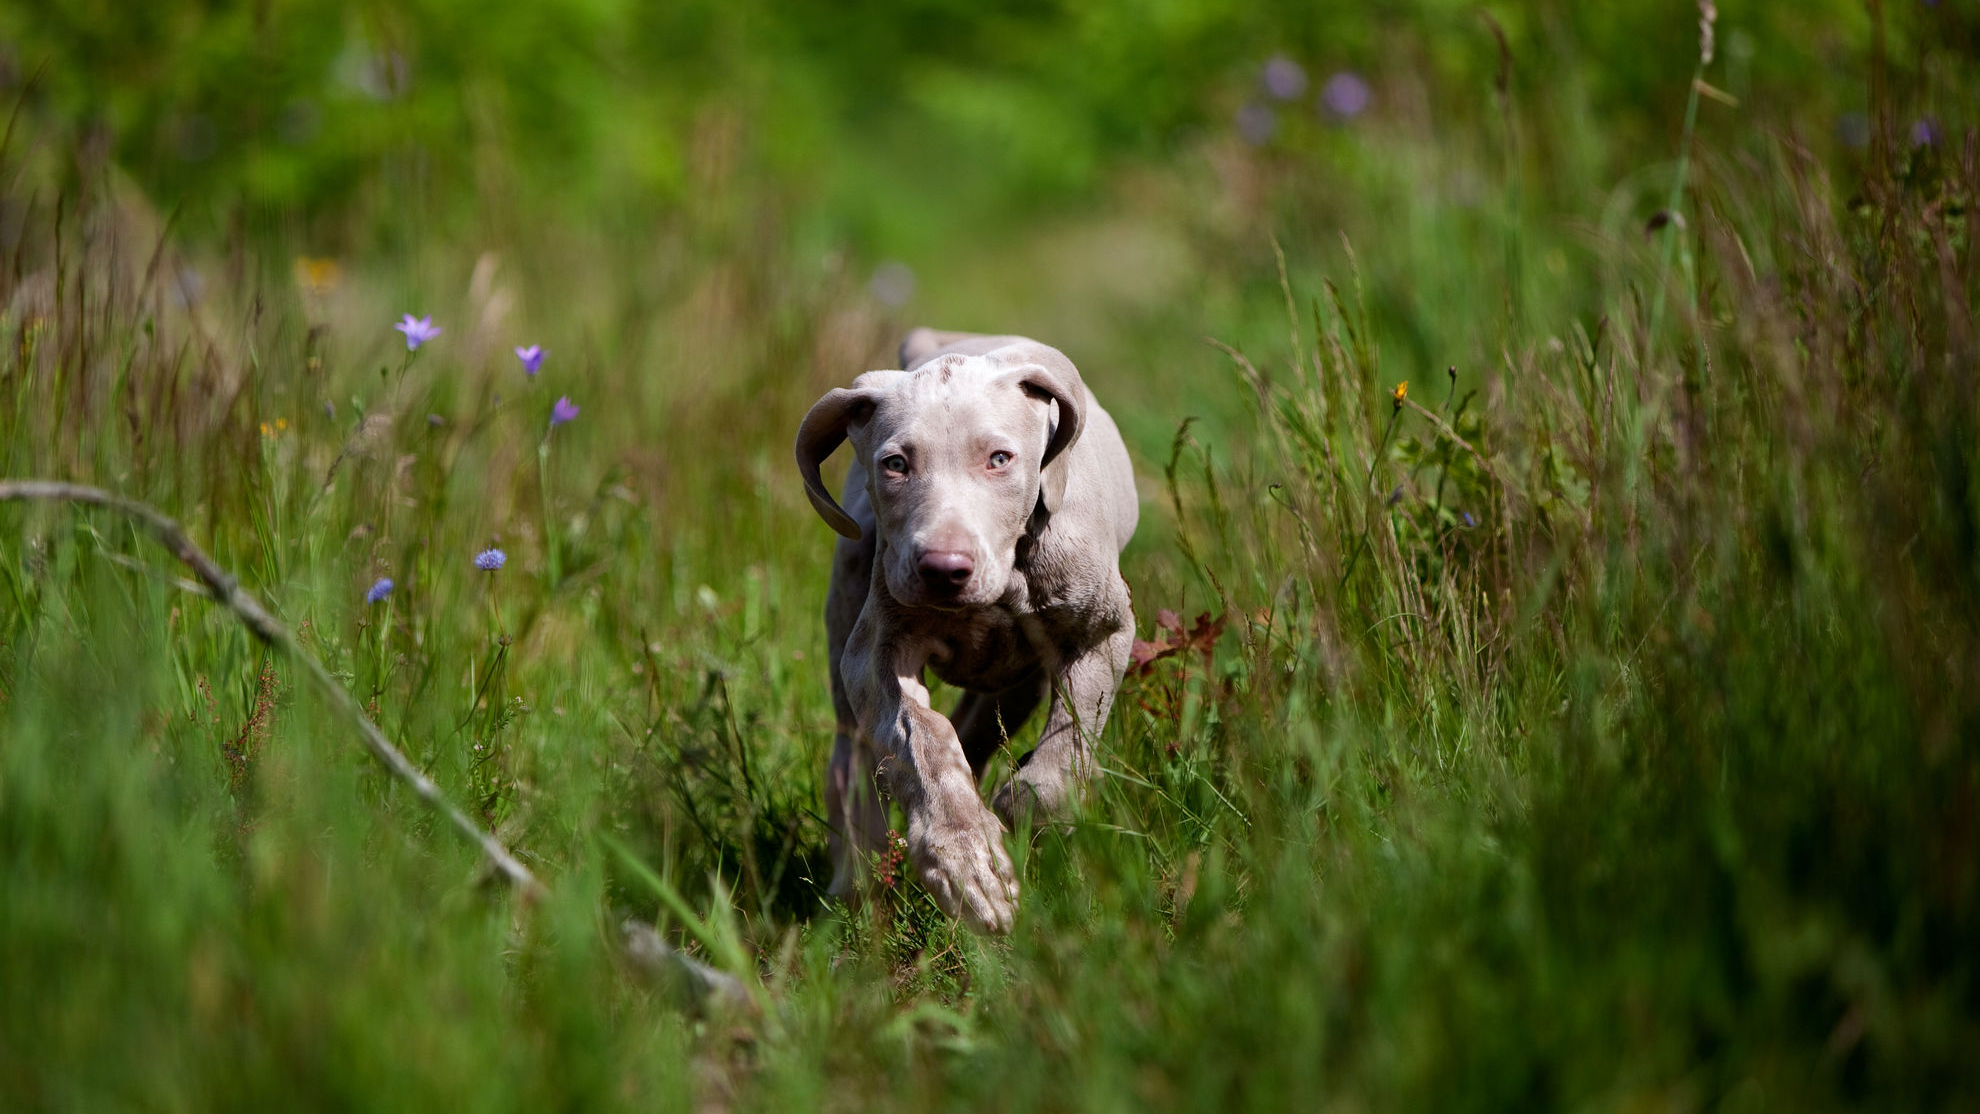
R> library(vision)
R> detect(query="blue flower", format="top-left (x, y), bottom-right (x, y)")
top-left (1262, 56), bottom-right (1308, 101)
top-left (1320, 72), bottom-right (1371, 120)
top-left (550, 396), bottom-right (579, 428)
top-left (394, 313), bottom-right (442, 350)
top-left (366, 577), bottom-right (394, 603)
top-left (474, 548), bottom-right (506, 571)
top-left (1235, 102), bottom-right (1276, 146)
top-left (514, 345), bottom-right (545, 376)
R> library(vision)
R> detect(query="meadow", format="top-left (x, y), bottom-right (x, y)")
top-left (2, 2), bottom-right (1977, 1109)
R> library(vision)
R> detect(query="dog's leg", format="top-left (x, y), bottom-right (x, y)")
top-left (950, 671), bottom-right (1048, 781)
top-left (993, 603), bottom-right (1135, 828)
top-left (825, 729), bottom-right (890, 900)
top-left (825, 498), bottom-right (886, 900)
top-left (845, 617), bottom-right (1018, 934)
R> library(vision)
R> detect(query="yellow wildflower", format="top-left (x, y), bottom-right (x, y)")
top-left (294, 256), bottom-right (342, 297)
top-left (1392, 381), bottom-right (1409, 409)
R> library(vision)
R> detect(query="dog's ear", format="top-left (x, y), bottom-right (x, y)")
top-left (795, 372), bottom-right (902, 539)
top-left (1000, 345), bottom-right (1088, 516)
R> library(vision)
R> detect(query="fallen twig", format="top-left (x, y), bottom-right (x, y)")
top-left (4, 478), bottom-right (760, 1009)
top-left (0, 479), bottom-right (547, 900)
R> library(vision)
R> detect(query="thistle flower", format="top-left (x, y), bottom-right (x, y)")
top-left (366, 577), bottom-right (394, 603)
top-left (394, 313), bottom-right (442, 350)
top-left (474, 548), bottom-right (507, 572)
top-left (514, 345), bottom-right (545, 376)
top-left (549, 396), bottom-right (579, 428)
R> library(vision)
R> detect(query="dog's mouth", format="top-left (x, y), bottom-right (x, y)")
top-left (893, 588), bottom-right (972, 613)
top-left (888, 575), bottom-right (997, 612)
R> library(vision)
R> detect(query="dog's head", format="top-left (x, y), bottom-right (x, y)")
top-left (796, 340), bottom-right (1086, 609)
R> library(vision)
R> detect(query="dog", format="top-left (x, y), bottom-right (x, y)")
top-left (795, 328), bottom-right (1138, 933)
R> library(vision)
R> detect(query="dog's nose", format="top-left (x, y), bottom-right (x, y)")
top-left (917, 550), bottom-right (974, 597)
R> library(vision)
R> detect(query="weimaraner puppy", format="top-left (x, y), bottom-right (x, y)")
top-left (796, 328), bottom-right (1138, 933)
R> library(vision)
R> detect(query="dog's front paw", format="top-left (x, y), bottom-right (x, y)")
top-left (906, 804), bottom-right (1017, 935)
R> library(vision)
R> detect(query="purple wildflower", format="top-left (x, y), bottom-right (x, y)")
top-left (1837, 113), bottom-right (1871, 151)
top-left (1320, 72), bottom-right (1372, 120)
top-left (550, 396), bottom-right (579, 428)
top-left (514, 345), bottom-right (545, 376)
top-left (1235, 102), bottom-right (1277, 146)
top-left (394, 313), bottom-right (442, 350)
top-left (1910, 117), bottom-right (1940, 147)
top-left (869, 262), bottom-right (916, 307)
top-left (1462, 512), bottom-right (1476, 528)
top-left (1262, 56), bottom-right (1308, 101)
top-left (366, 577), bottom-right (394, 603)
top-left (474, 548), bottom-right (507, 572)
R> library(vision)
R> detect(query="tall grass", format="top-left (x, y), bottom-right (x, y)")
top-left (3, 5), bottom-right (1977, 1110)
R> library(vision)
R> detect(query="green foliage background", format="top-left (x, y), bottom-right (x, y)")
top-left (1, 1), bottom-right (1977, 1109)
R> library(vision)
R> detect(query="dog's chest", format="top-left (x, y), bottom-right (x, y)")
top-left (924, 607), bottom-right (1048, 692)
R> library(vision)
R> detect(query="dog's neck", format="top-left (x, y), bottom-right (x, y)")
top-left (1015, 497), bottom-right (1052, 568)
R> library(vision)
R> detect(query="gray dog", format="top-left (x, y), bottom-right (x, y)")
top-left (795, 328), bottom-right (1138, 933)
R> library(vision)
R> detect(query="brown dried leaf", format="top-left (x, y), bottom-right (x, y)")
top-left (1126, 608), bottom-right (1227, 679)
top-left (1182, 612), bottom-right (1226, 657)
top-left (1128, 637), bottom-right (1175, 676)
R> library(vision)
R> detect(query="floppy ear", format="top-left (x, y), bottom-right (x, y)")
top-left (795, 371), bottom-right (904, 539)
top-left (795, 390), bottom-right (876, 539)
top-left (1001, 345), bottom-right (1088, 516)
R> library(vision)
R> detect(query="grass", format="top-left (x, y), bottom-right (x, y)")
top-left (2, 4), bottom-right (1978, 1110)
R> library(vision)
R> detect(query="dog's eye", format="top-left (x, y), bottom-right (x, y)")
top-left (881, 454), bottom-right (908, 475)
top-left (988, 451), bottom-right (1013, 470)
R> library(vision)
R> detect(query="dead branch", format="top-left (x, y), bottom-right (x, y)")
top-left (0, 479), bottom-right (546, 901)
